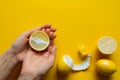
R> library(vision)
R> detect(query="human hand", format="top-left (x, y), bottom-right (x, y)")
top-left (10, 24), bottom-right (56, 62)
top-left (17, 25), bottom-right (57, 80)
top-left (19, 45), bottom-right (56, 80)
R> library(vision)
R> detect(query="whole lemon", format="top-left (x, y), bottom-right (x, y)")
top-left (96, 59), bottom-right (117, 76)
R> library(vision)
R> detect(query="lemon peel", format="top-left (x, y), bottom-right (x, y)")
top-left (63, 55), bottom-right (74, 68)
top-left (57, 54), bottom-right (91, 74)
top-left (72, 54), bottom-right (91, 71)
top-left (57, 55), bottom-right (73, 75)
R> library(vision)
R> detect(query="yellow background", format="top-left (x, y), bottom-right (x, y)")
top-left (0, 0), bottom-right (120, 80)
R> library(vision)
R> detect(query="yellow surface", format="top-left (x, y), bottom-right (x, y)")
top-left (0, 0), bottom-right (120, 80)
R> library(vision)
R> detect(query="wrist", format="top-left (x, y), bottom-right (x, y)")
top-left (19, 72), bottom-right (42, 80)
top-left (18, 73), bottom-right (35, 80)
top-left (0, 48), bottom-right (19, 79)
top-left (6, 48), bottom-right (20, 65)
top-left (8, 47), bottom-right (20, 63)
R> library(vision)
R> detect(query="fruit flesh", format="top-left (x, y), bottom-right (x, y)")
top-left (29, 31), bottom-right (50, 51)
top-left (98, 36), bottom-right (117, 54)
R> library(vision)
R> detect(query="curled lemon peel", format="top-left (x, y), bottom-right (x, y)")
top-left (57, 54), bottom-right (91, 74)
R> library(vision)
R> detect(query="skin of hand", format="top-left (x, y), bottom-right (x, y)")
top-left (10, 24), bottom-right (56, 62)
top-left (19, 45), bottom-right (57, 80)
top-left (16, 24), bottom-right (57, 79)
top-left (0, 24), bottom-right (56, 80)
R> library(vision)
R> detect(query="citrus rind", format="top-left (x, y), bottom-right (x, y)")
top-left (29, 31), bottom-right (50, 51)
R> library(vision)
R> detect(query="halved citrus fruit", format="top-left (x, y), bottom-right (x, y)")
top-left (98, 36), bottom-right (117, 54)
top-left (29, 31), bottom-right (50, 51)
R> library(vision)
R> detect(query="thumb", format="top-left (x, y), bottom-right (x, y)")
top-left (43, 52), bottom-right (50, 57)
top-left (49, 46), bottom-right (57, 60)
